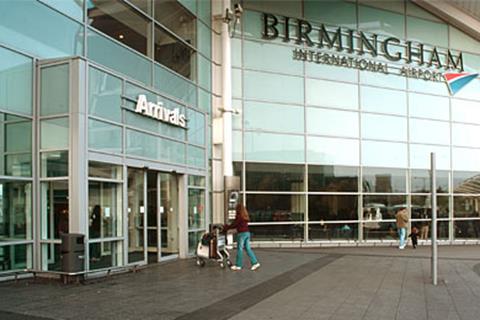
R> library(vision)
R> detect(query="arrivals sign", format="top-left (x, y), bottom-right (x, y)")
top-left (135, 95), bottom-right (186, 128)
top-left (262, 13), bottom-right (464, 83)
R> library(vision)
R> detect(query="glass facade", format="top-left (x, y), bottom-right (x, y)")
top-left (1, 0), bottom-right (480, 277)
top-left (233, 0), bottom-right (480, 244)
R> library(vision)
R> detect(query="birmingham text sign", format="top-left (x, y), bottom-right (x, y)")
top-left (262, 13), bottom-right (464, 82)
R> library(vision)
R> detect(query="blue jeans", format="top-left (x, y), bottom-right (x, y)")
top-left (398, 227), bottom-right (406, 247)
top-left (236, 232), bottom-right (258, 267)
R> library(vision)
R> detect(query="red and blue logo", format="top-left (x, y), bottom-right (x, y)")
top-left (443, 72), bottom-right (479, 95)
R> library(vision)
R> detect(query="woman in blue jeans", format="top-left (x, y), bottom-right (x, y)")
top-left (225, 203), bottom-right (260, 271)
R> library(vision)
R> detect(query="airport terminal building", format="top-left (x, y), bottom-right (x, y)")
top-left (1, 0), bottom-right (480, 278)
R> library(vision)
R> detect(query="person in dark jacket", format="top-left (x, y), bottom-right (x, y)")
top-left (225, 203), bottom-right (260, 271)
top-left (408, 226), bottom-right (419, 249)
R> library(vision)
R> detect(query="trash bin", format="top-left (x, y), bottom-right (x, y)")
top-left (60, 233), bottom-right (85, 273)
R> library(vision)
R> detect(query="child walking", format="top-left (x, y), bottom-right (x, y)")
top-left (408, 226), bottom-right (419, 249)
top-left (224, 203), bottom-right (260, 271)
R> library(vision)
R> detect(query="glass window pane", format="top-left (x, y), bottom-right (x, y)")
top-left (408, 77), bottom-right (449, 96)
top-left (306, 61), bottom-right (358, 83)
top-left (40, 64), bottom-right (69, 116)
top-left (40, 181), bottom-right (68, 240)
top-left (249, 224), bottom-right (305, 241)
top-left (41, 151), bottom-right (68, 177)
top-left (454, 221), bottom-right (478, 239)
top-left (247, 194), bottom-right (305, 223)
top-left (197, 23), bottom-right (210, 61)
top-left (362, 167), bottom-right (406, 193)
top-left (411, 169), bottom-right (449, 193)
top-left (188, 231), bottom-right (204, 255)
top-left (88, 181), bottom-right (123, 239)
top-left (361, 141), bottom-right (407, 168)
top-left (411, 195), bottom-right (449, 219)
top-left (309, 195), bottom-right (358, 221)
top-left (307, 108), bottom-right (358, 138)
top-left (125, 110), bottom-right (185, 141)
top-left (304, 0), bottom-right (356, 27)
top-left (40, 117), bottom-right (69, 150)
top-left (363, 195), bottom-right (407, 221)
top-left (453, 171), bottom-right (480, 194)
top-left (359, 70), bottom-right (406, 91)
top-left (0, 180), bottom-right (32, 241)
top-left (187, 108), bottom-right (205, 145)
top-left (89, 241), bottom-right (123, 270)
top-left (188, 175), bottom-right (205, 187)
top-left (244, 70), bottom-right (303, 104)
top-left (88, 0), bottom-right (149, 55)
top-left (232, 130), bottom-right (242, 161)
top-left (5, 154), bottom-right (32, 177)
top-left (89, 161), bottom-right (122, 180)
top-left (154, 64), bottom-right (196, 106)
top-left (38, 0), bottom-right (84, 21)
top-left (5, 120), bottom-right (32, 153)
top-left (188, 188), bottom-right (205, 229)
top-left (198, 0), bottom-right (211, 26)
top-left (359, 5), bottom-right (404, 38)
top-left (155, 0), bottom-right (196, 46)
top-left (308, 136), bottom-right (359, 166)
top-left (187, 145), bottom-right (205, 168)
top-left (155, 25), bottom-right (196, 80)
top-left (88, 119), bottom-right (122, 154)
top-left (88, 67), bottom-right (122, 122)
top-left (452, 148), bottom-right (480, 172)
top-left (0, 244), bottom-right (32, 271)
top-left (452, 98), bottom-right (480, 124)
top-left (309, 223), bottom-right (358, 241)
top-left (244, 40), bottom-right (303, 75)
top-left (246, 163), bottom-right (304, 192)
top-left (245, 101), bottom-right (304, 134)
top-left (308, 165), bottom-right (358, 192)
top-left (361, 86), bottom-right (406, 115)
top-left (41, 243), bottom-right (61, 271)
top-left (245, 132), bottom-right (304, 163)
top-left (307, 79), bottom-right (358, 110)
top-left (0, 1), bottom-right (83, 58)
top-left (0, 47), bottom-right (33, 115)
top-left (197, 55), bottom-right (210, 90)
top-left (452, 123), bottom-right (480, 148)
top-left (410, 144), bottom-right (450, 170)
top-left (243, 0), bottom-right (302, 17)
top-left (409, 93), bottom-right (449, 121)
top-left (454, 196), bottom-right (480, 218)
top-left (361, 114), bottom-right (406, 141)
top-left (126, 129), bottom-right (157, 159)
top-left (87, 29), bottom-right (151, 85)
top-left (407, 16), bottom-right (448, 47)
top-left (127, 168), bottom-right (144, 263)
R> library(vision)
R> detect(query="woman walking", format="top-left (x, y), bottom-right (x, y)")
top-left (225, 203), bottom-right (260, 271)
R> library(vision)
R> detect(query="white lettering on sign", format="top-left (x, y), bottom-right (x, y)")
top-left (135, 95), bottom-right (187, 128)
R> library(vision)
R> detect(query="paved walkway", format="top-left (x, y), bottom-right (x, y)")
top-left (1, 245), bottom-right (480, 320)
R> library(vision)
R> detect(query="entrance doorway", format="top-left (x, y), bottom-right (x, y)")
top-left (127, 169), bottom-right (179, 264)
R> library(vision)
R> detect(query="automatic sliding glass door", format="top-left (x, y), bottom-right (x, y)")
top-left (159, 173), bottom-right (178, 257)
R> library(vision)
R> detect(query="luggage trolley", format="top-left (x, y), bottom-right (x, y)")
top-left (196, 224), bottom-right (233, 268)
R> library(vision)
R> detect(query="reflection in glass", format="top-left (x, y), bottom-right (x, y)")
top-left (154, 0), bottom-right (196, 46)
top-left (188, 231), bottom-right (203, 255)
top-left (127, 168), bottom-right (144, 263)
top-left (88, 0), bottom-right (149, 55)
top-left (89, 161), bottom-right (122, 180)
top-left (155, 25), bottom-right (195, 80)
top-left (188, 188), bottom-right (205, 229)
top-left (309, 223), bottom-right (357, 240)
top-left (307, 136), bottom-right (359, 166)
top-left (0, 181), bottom-right (32, 241)
top-left (362, 167), bottom-right (406, 192)
top-left (89, 241), bottom-right (123, 270)
top-left (454, 220), bottom-right (480, 239)
top-left (0, 244), bottom-right (31, 271)
top-left (41, 151), bottom-right (68, 177)
top-left (453, 171), bottom-right (480, 194)
top-left (40, 117), bottom-right (69, 150)
top-left (453, 196), bottom-right (480, 218)
top-left (411, 195), bottom-right (449, 219)
top-left (1, 113), bottom-right (32, 177)
top-left (249, 224), bottom-right (304, 241)
top-left (247, 194), bottom-right (305, 222)
top-left (361, 141), bottom-right (407, 168)
top-left (41, 243), bottom-right (61, 271)
top-left (188, 175), bottom-right (205, 187)
top-left (308, 165), bottom-right (358, 192)
top-left (411, 169), bottom-right (449, 193)
top-left (40, 181), bottom-right (68, 240)
top-left (309, 195), bottom-right (358, 221)
top-left (246, 163), bottom-right (304, 192)
top-left (88, 181), bottom-right (123, 239)
top-left (40, 64), bottom-right (69, 116)
top-left (88, 67), bottom-right (122, 122)
top-left (363, 195), bottom-right (407, 220)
